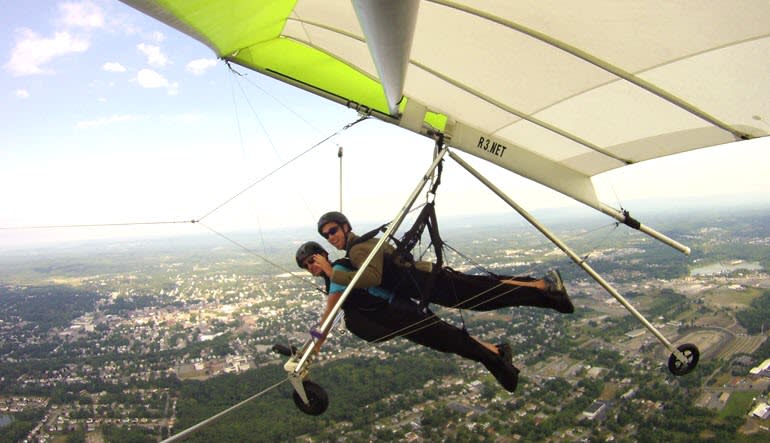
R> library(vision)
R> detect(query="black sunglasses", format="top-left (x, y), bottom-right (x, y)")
top-left (321, 226), bottom-right (340, 239)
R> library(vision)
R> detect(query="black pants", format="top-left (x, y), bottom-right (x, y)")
top-left (343, 297), bottom-right (492, 363)
top-left (395, 267), bottom-right (552, 311)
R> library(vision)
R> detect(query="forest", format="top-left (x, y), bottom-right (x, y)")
top-left (736, 290), bottom-right (770, 334)
top-left (172, 353), bottom-right (459, 442)
top-left (0, 285), bottom-right (99, 333)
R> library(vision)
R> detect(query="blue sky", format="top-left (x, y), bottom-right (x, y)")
top-left (2, 1), bottom-right (770, 249)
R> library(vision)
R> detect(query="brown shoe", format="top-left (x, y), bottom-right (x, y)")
top-left (481, 342), bottom-right (519, 393)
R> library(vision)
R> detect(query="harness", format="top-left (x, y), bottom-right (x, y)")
top-left (345, 200), bottom-right (445, 309)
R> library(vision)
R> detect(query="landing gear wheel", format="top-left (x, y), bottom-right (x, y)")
top-left (292, 380), bottom-right (328, 416)
top-left (667, 343), bottom-right (699, 376)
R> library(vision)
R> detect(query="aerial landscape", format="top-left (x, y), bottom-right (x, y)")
top-left (1, 203), bottom-right (769, 442)
top-left (3, 2), bottom-right (770, 443)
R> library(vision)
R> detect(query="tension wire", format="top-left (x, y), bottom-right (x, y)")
top-left (198, 221), bottom-right (324, 294)
top-left (161, 378), bottom-right (288, 443)
top-left (0, 219), bottom-right (198, 231)
top-left (197, 115), bottom-right (368, 223)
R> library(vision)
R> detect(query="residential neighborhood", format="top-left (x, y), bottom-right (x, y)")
top-left (1, 210), bottom-right (769, 442)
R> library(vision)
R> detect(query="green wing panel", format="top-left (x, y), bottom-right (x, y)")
top-left (232, 38), bottom-right (389, 115)
top-left (121, 0), bottom-right (389, 115)
top-left (149, 0), bottom-right (296, 55)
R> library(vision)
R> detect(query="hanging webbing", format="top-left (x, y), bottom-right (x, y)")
top-left (344, 159), bottom-right (446, 310)
top-left (394, 201), bottom-right (444, 309)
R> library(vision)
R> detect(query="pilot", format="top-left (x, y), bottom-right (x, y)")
top-left (295, 241), bottom-right (519, 393)
top-left (316, 211), bottom-right (574, 315)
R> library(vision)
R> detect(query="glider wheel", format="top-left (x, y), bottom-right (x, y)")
top-left (667, 343), bottom-right (700, 376)
top-left (292, 380), bottom-right (328, 416)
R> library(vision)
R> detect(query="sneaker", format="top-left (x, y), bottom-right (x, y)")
top-left (545, 269), bottom-right (574, 314)
top-left (481, 342), bottom-right (519, 393)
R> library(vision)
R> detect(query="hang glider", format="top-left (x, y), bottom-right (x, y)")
top-left (122, 0), bottom-right (769, 212)
top-left (120, 0), bottom-right (769, 425)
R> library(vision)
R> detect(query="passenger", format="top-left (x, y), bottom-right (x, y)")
top-left (295, 241), bottom-right (519, 392)
top-left (316, 211), bottom-right (574, 314)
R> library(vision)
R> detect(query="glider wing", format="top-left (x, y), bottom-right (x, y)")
top-left (120, 0), bottom-right (770, 209)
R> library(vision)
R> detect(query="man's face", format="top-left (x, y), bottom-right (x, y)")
top-left (304, 256), bottom-right (324, 277)
top-left (320, 222), bottom-right (346, 251)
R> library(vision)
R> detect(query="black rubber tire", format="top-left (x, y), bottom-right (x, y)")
top-left (292, 380), bottom-right (329, 416)
top-left (667, 343), bottom-right (700, 376)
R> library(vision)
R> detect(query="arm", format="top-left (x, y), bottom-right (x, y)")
top-left (320, 292), bottom-right (342, 327)
top-left (311, 291), bottom-right (341, 353)
top-left (309, 256), bottom-right (344, 353)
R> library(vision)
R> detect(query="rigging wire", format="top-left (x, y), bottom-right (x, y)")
top-left (442, 242), bottom-right (493, 276)
top-left (254, 212), bottom-right (267, 258)
top-left (229, 64), bottom-right (309, 228)
top-left (338, 146), bottom-right (344, 212)
top-left (161, 378), bottom-right (289, 443)
top-left (226, 61), bottom-right (325, 136)
top-left (1, 116), bottom-right (365, 235)
top-left (0, 219), bottom-right (197, 231)
top-left (574, 221), bottom-right (622, 264)
top-left (198, 221), bottom-right (324, 294)
top-left (196, 115), bottom-right (368, 223)
top-left (366, 282), bottom-right (524, 345)
top-left (231, 69), bottom-right (283, 162)
top-left (228, 65), bottom-right (345, 225)
top-left (166, 282), bottom-right (527, 441)
top-left (227, 60), bottom-right (348, 222)
top-left (228, 66), bottom-right (247, 159)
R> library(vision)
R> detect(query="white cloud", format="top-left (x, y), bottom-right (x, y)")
top-left (137, 43), bottom-right (168, 67)
top-left (16, 89), bottom-right (30, 99)
top-left (150, 31), bottom-right (166, 43)
top-left (102, 62), bottom-right (126, 72)
top-left (97, 97), bottom-right (107, 103)
top-left (76, 114), bottom-right (141, 129)
top-left (136, 69), bottom-right (178, 95)
top-left (5, 29), bottom-right (89, 76)
top-left (59, 1), bottom-right (105, 29)
top-left (136, 69), bottom-right (167, 88)
top-left (185, 58), bottom-right (217, 76)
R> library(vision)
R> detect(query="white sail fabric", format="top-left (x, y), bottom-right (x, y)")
top-left (121, 0), bottom-right (770, 209)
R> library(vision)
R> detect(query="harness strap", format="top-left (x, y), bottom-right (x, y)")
top-left (345, 223), bottom-right (389, 257)
top-left (396, 202), bottom-right (446, 309)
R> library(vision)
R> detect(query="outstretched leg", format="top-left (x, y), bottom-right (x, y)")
top-left (418, 267), bottom-right (574, 313)
top-left (377, 297), bottom-right (519, 392)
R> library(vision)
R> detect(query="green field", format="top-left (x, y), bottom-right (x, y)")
top-left (706, 288), bottom-right (762, 308)
top-left (719, 391), bottom-right (758, 418)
